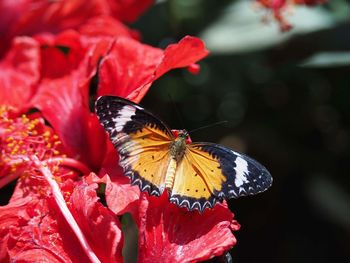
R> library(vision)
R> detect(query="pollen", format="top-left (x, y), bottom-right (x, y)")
top-left (37, 186), bottom-right (47, 197)
top-left (1, 108), bottom-right (65, 183)
top-left (6, 136), bottom-right (14, 142)
top-left (54, 176), bottom-right (62, 184)
top-left (43, 131), bottom-right (51, 138)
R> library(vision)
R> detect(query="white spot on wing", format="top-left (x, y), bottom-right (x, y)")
top-left (234, 156), bottom-right (249, 187)
top-left (112, 105), bottom-right (136, 132)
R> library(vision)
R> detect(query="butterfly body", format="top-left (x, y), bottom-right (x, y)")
top-left (96, 96), bottom-right (273, 212)
top-left (169, 130), bottom-right (188, 162)
top-left (165, 130), bottom-right (189, 190)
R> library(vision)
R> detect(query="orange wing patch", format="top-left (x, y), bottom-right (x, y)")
top-left (169, 146), bottom-right (227, 212)
top-left (118, 125), bottom-right (172, 196)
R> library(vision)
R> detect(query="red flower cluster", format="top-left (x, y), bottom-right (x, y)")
top-left (256, 0), bottom-right (328, 31)
top-left (0, 1), bottom-right (240, 262)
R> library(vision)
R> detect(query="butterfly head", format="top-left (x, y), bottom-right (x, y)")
top-left (178, 129), bottom-right (189, 139)
top-left (171, 129), bottom-right (192, 144)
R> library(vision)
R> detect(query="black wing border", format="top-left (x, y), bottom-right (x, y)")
top-left (189, 142), bottom-right (273, 199)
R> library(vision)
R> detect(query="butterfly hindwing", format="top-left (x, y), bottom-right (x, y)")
top-left (170, 143), bottom-right (272, 212)
top-left (169, 152), bottom-right (221, 212)
top-left (95, 96), bottom-right (174, 196)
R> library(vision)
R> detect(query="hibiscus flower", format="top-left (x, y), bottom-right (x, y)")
top-left (255, 0), bottom-right (328, 31)
top-left (0, 1), bottom-right (241, 262)
top-left (0, 0), bottom-right (153, 56)
top-left (0, 108), bottom-right (120, 262)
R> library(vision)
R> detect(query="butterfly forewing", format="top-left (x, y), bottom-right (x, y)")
top-left (95, 96), bottom-right (174, 196)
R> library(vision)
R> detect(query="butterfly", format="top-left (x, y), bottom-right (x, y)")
top-left (95, 96), bottom-right (272, 212)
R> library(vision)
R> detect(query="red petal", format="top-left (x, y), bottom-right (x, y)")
top-left (97, 36), bottom-right (162, 99)
top-left (153, 36), bottom-right (209, 79)
top-left (101, 142), bottom-right (141, 215)
top-left (0, 37), bottom-right (40, 111)
top-left (67, 176), bottom-right (124, 262)
top-left (0, 196), bottom-right (74, 262)
top-left (1, 173), bottom-right (123, 262)
top-left (104, 0), bottom-right (154, 23)
top-left (137, 192), bottom-right (239, 263)
top-left (98, 36), bottom-right (209, 103)
top-left (105, 172), bottom-right (141, 215)
top-left (37, 32), bottom-right (87, 79)
top-left (31, 31), bottom-right (111, 169)
top-left (0, 0), bottom-right (153, 56)
top-left (78, 16), bottom-right (139, 39)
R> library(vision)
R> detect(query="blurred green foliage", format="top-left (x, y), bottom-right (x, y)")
top-left (133, 0), bottom-right (350, 262)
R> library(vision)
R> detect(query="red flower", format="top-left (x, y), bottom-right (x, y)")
top-left (30, 30), bottom-right (112, 170)
top-left (0, 170), bottom-right (123, 262)
top-left (0, 107), bottom-right (80, 188)
top-left (0, 0), bottom-right (154, 56)
top-left (136, 193), bottom-right (240, 263)
top-left (0, 1), bottom-right (244, 262)
top-left (0, 110), bottom-right (122, 262)
top-left (256, 0), bottom-right (328, 31)
top-left (0, 105), bottom-right (96, 191)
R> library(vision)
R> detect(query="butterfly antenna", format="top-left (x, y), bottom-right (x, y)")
top-left (188, 120), bottom-right (228, 134)
top-left (168, 94), bottom-right (186, 128)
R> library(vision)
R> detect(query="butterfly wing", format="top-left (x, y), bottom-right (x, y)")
top-left (170, 142), bottom-right (272, 212)
top-left (95, 96), bottom-right (174, 196)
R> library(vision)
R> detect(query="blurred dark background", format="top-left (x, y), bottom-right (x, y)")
top-left (134, 0), bottom-right (350, 262)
